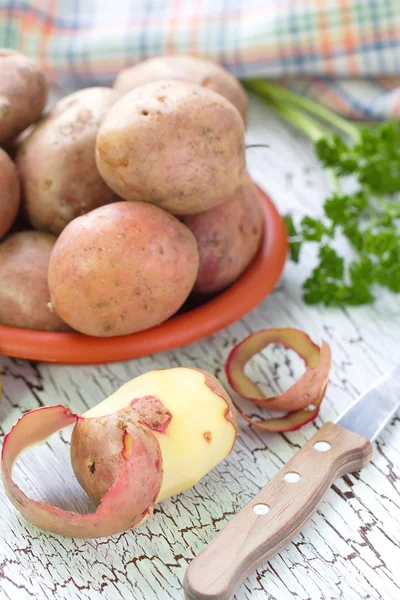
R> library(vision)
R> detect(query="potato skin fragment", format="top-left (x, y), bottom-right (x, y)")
top-left (1, 402), bottom-right (166, 538)
top-left (196, 368), bottom-right (237, 442)
top-left (225, 329), bottom-right (331, 432)
top-left (71, 396), bottom-right (172, 504)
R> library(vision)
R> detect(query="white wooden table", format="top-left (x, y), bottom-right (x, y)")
top-left (1, 96), bottom-right (400, 600)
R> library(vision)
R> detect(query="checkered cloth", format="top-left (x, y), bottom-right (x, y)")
top-left (1, 0), bottom-right (400, 120)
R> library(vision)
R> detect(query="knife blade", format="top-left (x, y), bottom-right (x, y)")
top-left (184, 365), bottom-right (400, 600)
top-left (336, 364), bottom-right (400, 441)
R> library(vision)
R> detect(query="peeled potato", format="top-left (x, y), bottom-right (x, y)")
top-left (0, 49), bottom-right (48, 144)
top-left (2, 368), bottom-right (237, 538)
top-left (48, 201), bottom-right (199, 337)
top-left (0, 231), bottom-right (69, 331)
top-left (183, 175), bottom-right (264, 294)
top-left (114, 55), bottom-right (248, 123)
top-left (72, 368), bottom-right (237, 504)
top-left (0, 148), bottom-right (20, 240)
top-left (96, 80), bottom-right (246, 215)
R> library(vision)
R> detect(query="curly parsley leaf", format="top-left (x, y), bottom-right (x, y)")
top-left (247, 80), bottom-right (400, 307)
top-left (286, 121), bottom-right (400, 307)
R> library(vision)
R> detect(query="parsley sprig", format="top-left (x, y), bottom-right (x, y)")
top-left (246, 80), bottom-right (400, 306)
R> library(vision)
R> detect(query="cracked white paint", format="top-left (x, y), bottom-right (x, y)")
top-left (0, 95), bottom-right (400, 600)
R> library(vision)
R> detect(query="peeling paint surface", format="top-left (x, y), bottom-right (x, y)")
top-left (0, 95), bottom-right (399, 600)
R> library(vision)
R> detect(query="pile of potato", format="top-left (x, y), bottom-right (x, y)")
top-left (0, 51), bottom-right (264, 337)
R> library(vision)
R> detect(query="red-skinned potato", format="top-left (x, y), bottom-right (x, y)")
top-left (0, 49), bottom-right (48, 144)
top-left (0, 148), bottom-right (20, 240)
top-left (96, 80), bottom-right (246, 215)
top-left (16, 88), bottom-right (121, 235)
top-left (2, 368), bottom-right (237, 538)
top-left (183, 175), bottom-right (264, 295)
top-left (48, 201), bottom-right (199, 337)
top-left (114, 55), bottom-right (248, 124)
top-left (0, 231), bottom-right (69, 331)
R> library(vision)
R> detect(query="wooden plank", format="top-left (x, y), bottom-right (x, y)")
top-left (0, 96), bottom-right (399, 600)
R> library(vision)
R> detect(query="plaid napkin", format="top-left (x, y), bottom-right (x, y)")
top-left (1, 0), bottom-right (400, 120)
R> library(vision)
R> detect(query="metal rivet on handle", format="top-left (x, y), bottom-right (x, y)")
top-left (253, 504), bottom-right (270, 515)
top-left (313, 441), bottom-right (332, 452)
top-left (284, 472), bottom-right (301, 483)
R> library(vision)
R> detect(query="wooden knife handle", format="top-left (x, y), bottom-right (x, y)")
top-left (184, 422), bottom-right (372, 600)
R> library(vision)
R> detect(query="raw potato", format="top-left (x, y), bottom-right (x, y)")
top-left (72, 368), bottom-right (237, 504)
top-left (16, 88), bottom-right (121, 235)
top-left (2, 368), bottom-right (237, 538)
top-left (114, 55), bottom-right (248, 123)
top-left (0, 49), bottom-right (48, 144)
top-left (183, 175), bottom-right (264, 294)
top-left (48, 201), bottom-right (199, 337)
top-left (96, 80), bottom-right (246, 215)
top-left (0, 231), bottom-right (69, 331)
top-left (0, 148), bottom-right (20, 240)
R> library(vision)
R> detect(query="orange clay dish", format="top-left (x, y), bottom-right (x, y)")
top-left (0, 186), bottom-right (287, 364)
top-left (225, 328), bottom-right (332, 432)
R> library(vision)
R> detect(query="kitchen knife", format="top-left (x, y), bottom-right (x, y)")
top-left (184, 364), bottom-right (400, 600)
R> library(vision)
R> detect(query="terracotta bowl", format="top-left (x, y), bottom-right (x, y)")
top-left (0, 186), bottom-right (287, 364)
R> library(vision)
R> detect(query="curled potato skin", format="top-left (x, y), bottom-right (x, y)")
top-left (96, 80), bottom-right (246, 215)
top-left (48, 201), bottom-right (199, 337)
top-left (0, 49), bottom-right (48, 144)
top-left (1, 404), bottom-right (163, 539)
top-left (114, 55), bottom-right (248, 123)
top-left (0, 148), bottom-right (20, 240)
top-left (16, 87), bottom-right (121, 235)
top-left (71, 395), bottom-right (172, 504)
top-left (183, 175), bottom-right (264, 295)
top-left (0, 231), bottom-right (69, 331)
